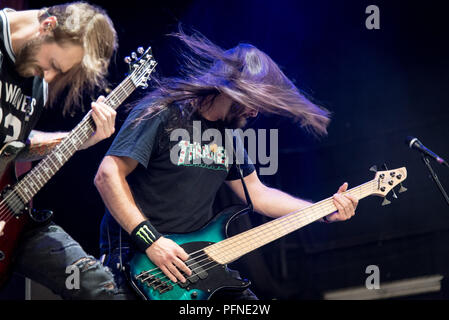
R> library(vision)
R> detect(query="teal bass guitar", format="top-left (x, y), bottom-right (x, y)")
top-left (128, 167), bottom-right (407, 300)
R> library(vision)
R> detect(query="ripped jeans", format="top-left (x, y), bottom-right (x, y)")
top-left (12, 222), bottom-right (125, 300)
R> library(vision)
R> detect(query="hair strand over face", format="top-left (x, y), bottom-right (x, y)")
top-left (38, 2), bottom-right (118, 116)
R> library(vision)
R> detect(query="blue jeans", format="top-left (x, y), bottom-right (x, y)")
top-left (12, 222), bottom-right (125, 300)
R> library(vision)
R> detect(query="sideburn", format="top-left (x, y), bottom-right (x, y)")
top-left (225, 103), bottom-right (248, 128)
top-left (15, 38), bottom-right (43, 78)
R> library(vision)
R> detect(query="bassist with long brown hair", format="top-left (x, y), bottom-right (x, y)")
top-left (94, 31), bottom-right (359, 300)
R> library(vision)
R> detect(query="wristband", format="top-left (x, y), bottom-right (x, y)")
top-left (130, 220), bottom-right (162, 252)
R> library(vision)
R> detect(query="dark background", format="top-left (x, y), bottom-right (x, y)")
top-left (1, 0), bottom-right (449, 299)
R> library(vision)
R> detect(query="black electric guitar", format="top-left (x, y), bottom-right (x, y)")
top-left (128, 167), bottom-right (408, 300)
top-left (0, 47), bottom-right (157, 286)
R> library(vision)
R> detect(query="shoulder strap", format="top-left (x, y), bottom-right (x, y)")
top-left (226, 130), bottom-right (254, 213)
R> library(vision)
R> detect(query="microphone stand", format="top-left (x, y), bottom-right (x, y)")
top-left (422, 155), bottom-right (449, 207)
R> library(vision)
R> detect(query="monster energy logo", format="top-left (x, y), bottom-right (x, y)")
top-left (136, 225), bottom-right (156, 244)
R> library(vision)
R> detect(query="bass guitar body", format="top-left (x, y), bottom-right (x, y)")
top-left (128, 205), bottom-right (251, 300)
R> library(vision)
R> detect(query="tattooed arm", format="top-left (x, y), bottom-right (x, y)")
top-left (15, 96), bottom-right (116, 162)
top-left (15, 130), bottom-right (68, 162)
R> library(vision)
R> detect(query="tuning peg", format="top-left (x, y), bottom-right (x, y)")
top-left (370, 165), bottom-right (378, 173)
top-left (131, 52), bottom-right (137, 60)
top-left (124, 56), bottom-right (132, 64)
top-left (137, 47), bottom-right (144, 54)
top-left (388, 180), bottom-right (399, 199)
top-left (381, 197), bottom-right (391, 206)
top-left (398, 184), bottom-right (408, 193)
top-left (382, 163), bottom-right (398, 199)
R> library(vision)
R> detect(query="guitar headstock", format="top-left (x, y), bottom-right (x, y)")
top-left (125, 46), bottom-right (157, 89)
top-left (371, 167), bottom-right (408, 199)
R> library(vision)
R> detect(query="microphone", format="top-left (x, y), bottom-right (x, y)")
top-left (406, 136), bottom-right (449, 167)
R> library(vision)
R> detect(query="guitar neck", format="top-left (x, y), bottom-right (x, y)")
top-left (13, 77), bottom-right (136, 203)
top-left (204, 179), bottom-right (377, 265)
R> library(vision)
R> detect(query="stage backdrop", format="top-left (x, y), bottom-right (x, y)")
top-left (10, 0), bottom-right (449, 299)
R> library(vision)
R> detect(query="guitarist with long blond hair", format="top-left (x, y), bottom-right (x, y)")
top-left (0, 2), bottom-right (122, 299)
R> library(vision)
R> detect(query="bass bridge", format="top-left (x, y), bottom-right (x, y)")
top-left (136, 272), bottom-right (174, 294)
top-left (134, 242), bottom-right (214, 298)
top-left (135, 247), bottom-right (210, 295)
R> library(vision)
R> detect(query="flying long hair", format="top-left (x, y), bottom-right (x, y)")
top-left (138, 30), bottom-right (331, 136)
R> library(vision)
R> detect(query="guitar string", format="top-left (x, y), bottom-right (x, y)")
top-left (159, 179), bottom-right (378, 290)
top-left (209, 180), bottom-right (383, 259)
top-left (146, 184), bottom-right (376, 293)
top-left (147, 177), bottom-right (402, 292)
top-left (205, 181), bottom-right (377, 260)
top-left (139, 179), bottom-right (377, 280)
top-left (0, 68), bottom-right (152, 223)
top-left (137, 180), bottom-right (377, 285)
top-left (147, 202), bottom-right (352, 292)
top-left (138, 180), bottom-right (378, 288)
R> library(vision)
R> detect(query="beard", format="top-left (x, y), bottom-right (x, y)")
top-left (224, 103), bottom-right (251, 128)
top-left (15, 36), bottom-right (45, 78)
top-left (226, 114), bottom-right (248, 129)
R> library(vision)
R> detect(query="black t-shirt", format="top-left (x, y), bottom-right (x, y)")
top-left (0, 9), bottom-right (45, 147)
top-left (102, 102), bottom-right (254, 243)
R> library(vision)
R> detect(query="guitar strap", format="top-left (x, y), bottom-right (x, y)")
top-left (226, 130), bottom-right (254, 214)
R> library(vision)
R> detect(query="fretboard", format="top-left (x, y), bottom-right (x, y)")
top-left (13, 77), bottom-right (135, 204)
top-left (204, 180), bottom-right (377, 264)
